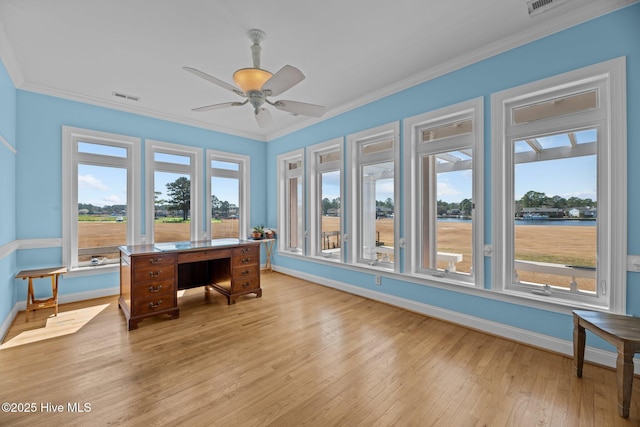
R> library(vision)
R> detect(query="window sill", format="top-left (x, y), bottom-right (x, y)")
top-left (64, 263), bottom-right (119, 278)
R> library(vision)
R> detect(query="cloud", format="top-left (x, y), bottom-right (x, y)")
top-left (78, 174), bottom-right (108, 191)
top-left (437, 181), bottom-right (463, 199)
top-left (103, 194), bottom-right (123, 204)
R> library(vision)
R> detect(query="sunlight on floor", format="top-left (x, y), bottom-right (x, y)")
top-left (0, 304), bottom-right (110, 349)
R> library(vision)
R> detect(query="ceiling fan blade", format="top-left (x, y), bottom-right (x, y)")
top-left (262, 65), bottom-right (305, 96)
top-left (273, 100), bottom-right (326, 118)
top-left (192, 101), bottom-right (245, 112)
top-left (183, 66), bottom-right (244, 96)
top-left (255, 108), bottom-right (273, 128)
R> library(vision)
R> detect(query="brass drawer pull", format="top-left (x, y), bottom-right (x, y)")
top-left (242, 282), bottom-right (250, 288)
top-left (241, 248), bottom-right (250, 254)
top-left (148, 271), bottom-right (162, 278)
top-left (241, 270), bottom-right (251, 276)
top-left (148, 300), bottom-right (162, 308)
top-left (148, 285), bottom-right (162, 293)
top-left (149, 258), bottom-right (162, 264)
top-left (241, 258), bottom-right (251, 264)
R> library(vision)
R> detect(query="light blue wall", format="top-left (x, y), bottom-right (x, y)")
top-left (1, 5), bottom-right (638, 350)
top-left (12, 91), bottom-right (267, 301)
top-left (266, 5), bottom-right (640, 349)
top-left (0, 57), bottom-right (17, 326)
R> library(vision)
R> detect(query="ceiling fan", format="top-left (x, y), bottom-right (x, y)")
top-left (184, 29), bottom-right (326, 128)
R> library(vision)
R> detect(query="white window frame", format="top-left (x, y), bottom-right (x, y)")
top-left (62, 126), bottom-right (141, 272)
top-left (205, 149), bottom-right (250, 240)
top-left (307, 137), bottom-right (344, 262)
top-left (347, 122), bottom-right (400, 271)
top-left (145, 139), bottom-right (202, 243)
top-left (277, 148), bottom-right (306, 255)
top-left (491, 57), bottom-right (627, 312)
top-left (404, 97), bottom-right (484, 286)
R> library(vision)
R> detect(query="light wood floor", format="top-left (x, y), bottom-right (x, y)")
top-left (1, 271), bottom-right (638, 426)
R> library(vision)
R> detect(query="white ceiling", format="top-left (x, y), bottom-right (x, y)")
top-left (0, 0), bottom-right (634, 141)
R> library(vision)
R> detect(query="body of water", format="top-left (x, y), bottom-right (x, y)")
top-left (437, 217), bottom-right (596, 226)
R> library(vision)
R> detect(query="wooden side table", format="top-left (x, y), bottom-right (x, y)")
top-left (16, 267), bottom-right (66, 321)
top-left (573, 309), bottom-right (640, 418)
top-left (260, 238), bottom-right (275, 271)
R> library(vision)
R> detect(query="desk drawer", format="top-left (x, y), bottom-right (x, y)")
top-left (132, 253), bottom-right (175, 267)
top-left (232, 265), bottom-right (259, 279)
top-left (133, 295), bottom-right (176, 316)
top-left (233, 245), bottom-right (259, 258)
top-left (132, 279), bottom-right (175, 299)
top-left (178, 249), bottom-right (231, 264)
top-left (231, 276), bottom-right (260, 293)
top-left (232, 253), bottom-right (259, 268)
top-left (133, 263), bottom-right (176, 284)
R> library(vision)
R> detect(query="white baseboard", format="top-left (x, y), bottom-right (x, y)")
top-left (0, 303), bottom-right (19, 342)
top-left (272, 265), bottom-right (637, 374)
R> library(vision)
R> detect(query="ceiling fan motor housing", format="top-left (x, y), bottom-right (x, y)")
top-left (248, 91), bottom-right (266, 111)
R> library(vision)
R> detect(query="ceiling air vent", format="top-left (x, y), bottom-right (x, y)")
top-left (112, 91), bottom-right (140, 101)
top-left (527, 0), bottom-right (571, 16)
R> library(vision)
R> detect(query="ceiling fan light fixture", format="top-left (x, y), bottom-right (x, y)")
top-left (233, 68), bottom-right (273, 93)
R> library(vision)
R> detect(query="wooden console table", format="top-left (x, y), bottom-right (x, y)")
top-left (16, 267), bottom-right (67, 321)
top-left (119, 239), bottom-right (261, 330)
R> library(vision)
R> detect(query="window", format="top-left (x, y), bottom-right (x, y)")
top-left (206, 150), bottom-right (250, 239)
top-left (308, 138), bottom-right (344, 261)
top-left (404, 98), bottom-right (483, 285)
top-left (277, 149), bottom-right (305, 254)
top-left (347, 122), bottom-right (400, 270)
top-left (62, 127), bottom-right (141, 270)
top-left (145, 140), bottom-right (202, 243)
top-left (492, 58), bottom-right (626, 311)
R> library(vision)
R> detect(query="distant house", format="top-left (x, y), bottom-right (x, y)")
top-left (569, 207), bottom-right (597, 218)
top-left (326, 208), bottom-right (340, 217)
top-left (519, 207), bottom-right (564, 218)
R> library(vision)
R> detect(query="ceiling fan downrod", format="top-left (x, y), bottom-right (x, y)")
top-left (247, 29), bottom-right (266, 69)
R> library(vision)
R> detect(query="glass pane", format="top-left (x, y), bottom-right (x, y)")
top-left (77, 164), bottom-right (127, 265)
top-left (288, 160), bottom-right (302, 170)
top-left (421, 119), bottom-right (472, 142)
top-left (513, 90), bottom-right (597, 124)
top-left (211, 160), bottom-right (239, 171)
top-left (154, 152), bottom-right (191, 165)
top-left (513, 134), bottom-right (597, 292)
top-left (211, 176), bottom-right (240, 239)
top-left (78, 141), bottom-right (127, 158)
top-left (361, 162), bottom-right (394, 263)
top-left (361, 139), bottom-right (393, 155)
top-left (424, 150), bottom-right (473, 274)
top-left (320, 170), bottom-right (341, 258)
top-left (154, 171), bottom-right (191, 243)
top-left (288, 176), bottom-right (303, 250)
top-left (319, 150), bottom-right (340, 164)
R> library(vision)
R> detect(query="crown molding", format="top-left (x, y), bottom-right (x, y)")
top-left (267, 0), bottom-right (639, 141)
top-left (18, 82), bottom-right (268, 142)
top-left (0, 17), bottom-right (23, 87)
top-left (3, 0), bottom-right (636, 143)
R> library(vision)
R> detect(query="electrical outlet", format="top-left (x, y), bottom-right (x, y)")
top-left (375, 275), bottom-right (381, 285)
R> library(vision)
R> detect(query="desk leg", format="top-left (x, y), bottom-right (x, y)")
top-left (617, 346), bottom-right (634, 418)
top-left (26, 278), bottom-right (34, 322)
top-left (573, 314), bottom-right (585, 378)
top-left (52, 274), bottom-right (59, 317)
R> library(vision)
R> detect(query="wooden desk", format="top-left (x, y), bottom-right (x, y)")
top-left (573, 309), bottom-right (640, 418)
top-left (16, 267), bottom-right (67, 321)
top-left (119, 239), bottom-right (261, 330)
